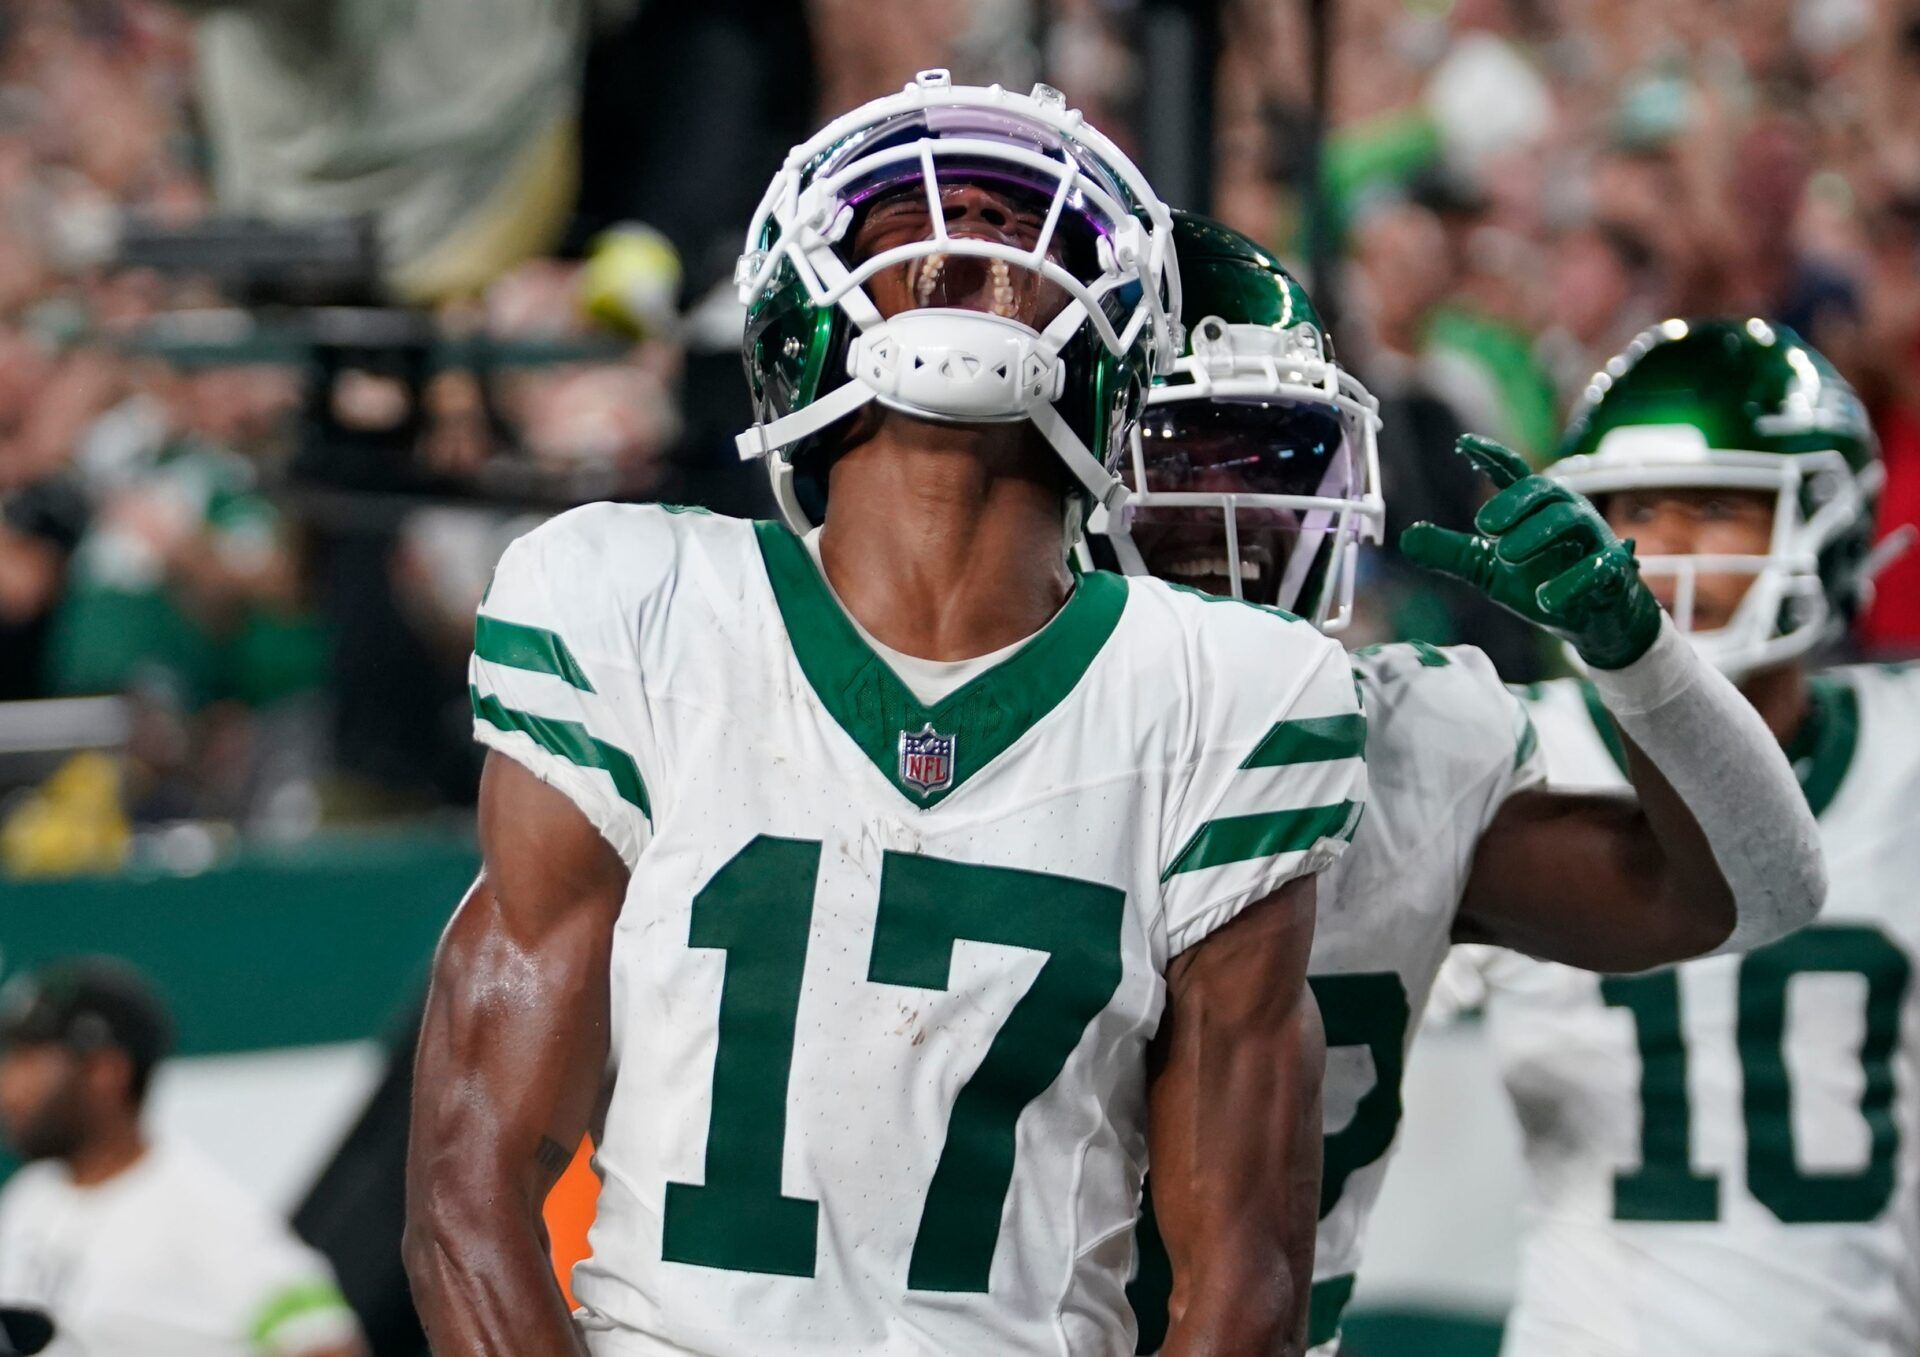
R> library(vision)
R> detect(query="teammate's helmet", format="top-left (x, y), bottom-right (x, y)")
top-left (1549, 318), bottom-right (1882, 676)
top-left (1115, 212), bottom-right (1383, 627)
top-left (736, 70), bottom-right (1181, 537)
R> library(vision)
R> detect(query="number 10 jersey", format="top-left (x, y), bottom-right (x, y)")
top-left (468, 505), bottom-right (1367, 1357)
top-left (1469, 665), bottom-right (1920, 1356)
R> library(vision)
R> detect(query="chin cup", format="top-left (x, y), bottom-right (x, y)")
top-left (848, 310), bottom-right (1065, 424)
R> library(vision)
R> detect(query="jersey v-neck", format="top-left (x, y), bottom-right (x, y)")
top-left (1783, 674), bottom-right (1858, 817)
top-left (1580, 672), bottom-right (1859, 818)
top-left (752, 521), bottom-right (1127, 809)
top-left (800, 527), bottom-right (1027, 706)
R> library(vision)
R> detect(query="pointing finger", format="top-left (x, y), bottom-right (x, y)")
top-left (1455, 434), bottom-right (1534, 491)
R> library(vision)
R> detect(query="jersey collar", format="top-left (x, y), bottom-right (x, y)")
top-left (1784, 675), bottom-right (1858, 819)
top-left (752, 522), bottom-right (1127, 809)
top-left (1582, 673), bottom-right (1858, 818)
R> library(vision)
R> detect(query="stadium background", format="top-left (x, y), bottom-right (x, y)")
top-left (1, 0), bottom-right (1918, 1353)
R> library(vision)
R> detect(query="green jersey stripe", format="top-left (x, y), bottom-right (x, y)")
top-left (1514, 706), bottom-right (1539, 771)
top-left (471, 686), bottom-right (651, 819)
top-left (250, 1280), bottom-right (353, 1346)
top-left (1241, 714), bottom-right (1367, 768)
top-left (475, 615), bottom-right (596, 692)
top-left (1786, 675), bottom-right (1859, 818)
top-left (1355, 639), bottom-right (1449, 668)
top-left (1307, 1272), bottom-right (1357, 1348)
top-left (1579, 673), bottom-right (1861, 818)
top-left (1162, 800), bottom-right (1360, 880)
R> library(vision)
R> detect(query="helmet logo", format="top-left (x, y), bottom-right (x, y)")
top-left (899, 723), bottom-right (957, 797)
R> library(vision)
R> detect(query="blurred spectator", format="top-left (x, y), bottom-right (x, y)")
top-left (175, 0), bottom-right (592, 303)
top-left (0, 958), bottom-right (368, 1357)
top-left (1345, 193), bottom-right (1547, 676)
top-left (1535, 221), bottom-right (1663, 406)
top-left (1850, 197), bottom-right (1920, 648)
top-left (1212, 0), bottom-right (1920, 657)
top-left (0, 479), bottom-right (86, 703)
top-left (47, 359), bottom-right (311, 711)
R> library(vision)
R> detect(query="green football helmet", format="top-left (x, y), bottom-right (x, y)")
top-left (734, 69), bottom-right (1181, 539)
top-left (1550, 318), bottom-right (1883, 676)
top-left (1109, 212), bottom-right (1383, 628)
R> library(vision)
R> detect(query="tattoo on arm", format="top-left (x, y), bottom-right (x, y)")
top-left (404, 755), bottom-right (626, 1357)
top-left (536, 1136), bottom-right (575, 1175)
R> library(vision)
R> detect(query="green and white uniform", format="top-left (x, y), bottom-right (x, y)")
top-left (0, 1142), bottom-right (360, 1357)
top-left (1466, 665), bottom-right (1920, 1356)
top-left (1130, 640), bottom-right (1544, 1354)
top-left (469, 504), bottom-right (1366, 1357)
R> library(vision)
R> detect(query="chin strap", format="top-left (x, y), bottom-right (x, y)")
top-left (736, 379), bottom-right (874, 461)
top-left (736, 236), bottom-right (892, 461)
top-left (742, 309), bottom-right (1130, 531)
top-left (1024, 396), bottom-right (1132, 513)
top-left (1086, 496), bottom-right (1145, 574)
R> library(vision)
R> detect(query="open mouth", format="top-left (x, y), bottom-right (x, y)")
top-left (906, 252), bottom-right (1027, 321)
top-left (1135, 525), bottom-right (1281, 599)
top-left (1158, 553), bottom-right (1268, 587)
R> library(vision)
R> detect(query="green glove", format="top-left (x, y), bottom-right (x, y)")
top-left (1400, 434), bottom-right (1663, 670)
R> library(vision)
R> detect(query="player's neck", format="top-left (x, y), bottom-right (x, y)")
top-left (66, 1119), bottom-right (147, 1187)
top-left (819, 418), bottom-right (1074, 662)
top-left (1740, 660), bottom-right (1812, 748)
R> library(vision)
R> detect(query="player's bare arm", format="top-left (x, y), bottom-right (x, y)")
top-left (1458, 753), bottom-right (1730, 972)
top-left (1151, 876), bottom-right (1323, 1357)
top-left (403, 753), bottom-right (628, 1357)
top-left (1406, 435), bottom-right (1825, 971)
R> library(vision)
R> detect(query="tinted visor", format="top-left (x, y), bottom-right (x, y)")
top-left (1127, 395), bottom-right (1364, 613)
top-left (841, 157), bottom-right (1103, 283)
top-left (1132, 397), bottom-right (1356, 500)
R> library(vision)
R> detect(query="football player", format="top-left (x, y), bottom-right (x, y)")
top-left (404, 76), bottom-right (1368, 1357)
top-left (1113, 217), bottom-right (1827, 1355)
top-left (1448, 318), bottom-right (1917, 1356)
top-left (0, 960), bottom-right (366, 1357)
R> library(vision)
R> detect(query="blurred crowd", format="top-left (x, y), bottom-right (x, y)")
top-left (1202, 0), bottom-right (1920, 654)
top-left (0, 0), bottom-right (698, 865)
top-left (1, 0), bottom-right (1918, 868)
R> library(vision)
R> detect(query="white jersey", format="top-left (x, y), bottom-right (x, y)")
top-left (0, 1142), bottom-right (360, 1357)
top-left (1127, 642), bottom-right (1545, 1355)
top-left (469, 505), bottom-right (1367, 1357)
top-left (1467, 664), bottom-right (1920, 1356)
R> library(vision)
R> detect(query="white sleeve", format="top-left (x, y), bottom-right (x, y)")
top-left (1460, 652), bottom-right (1548, 828)
top-left (246, 1264), bottom-right (363, 1357)
top-left (1586, 614), bottom-right (1826, 955)
top-left (1505, 685), bottom-right (1549, 804)
top-left (1355, 642), bottom-right (1545, 840)
top-left (182, 1171), bottom-right (364, 1357)
top-left (470, 515), bottom-right (654, 867)
top-left (211, 1225), bottom-right (363, 1357)
top-left (1159, 633), bottom-right (1368, 957)
top-left (0, 1170), bottom-right (44, 1300)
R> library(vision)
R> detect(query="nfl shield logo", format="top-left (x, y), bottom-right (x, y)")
top-left (898, 723), bottom-right (956, 797)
